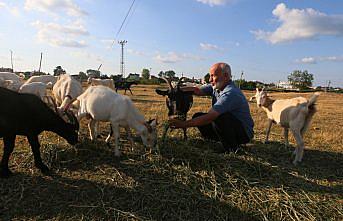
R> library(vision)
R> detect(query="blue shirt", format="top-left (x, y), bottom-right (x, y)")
top-left (200, 81), bottom-right (254, 139)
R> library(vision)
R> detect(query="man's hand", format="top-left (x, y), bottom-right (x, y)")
top-left (168, 118), bottom-right (187, 129)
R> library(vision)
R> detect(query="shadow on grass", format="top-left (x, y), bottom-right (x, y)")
top-left (158, 137), bottom-right (342, 195)
top-left (249, 140), bottom-right (343, 183)
top-left (0, 139), bottom-right (257, 221)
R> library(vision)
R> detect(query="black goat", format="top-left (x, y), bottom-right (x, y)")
top-left (155, 77), bottom-right (193, 140)
top-left (0, 87), bottom-right (79, 178)
top-left (115, 81), bottom-right (138, 95)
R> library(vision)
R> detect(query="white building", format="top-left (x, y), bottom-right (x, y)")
top-left (277, 81), bottom-right (294, 89)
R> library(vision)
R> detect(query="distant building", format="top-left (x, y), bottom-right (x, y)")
top-left (277, 81), bottom-right (294, 89)
top-left (0, 67), bottom-right (13, 72)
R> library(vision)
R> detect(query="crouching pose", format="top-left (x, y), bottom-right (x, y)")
top-left (169, 62), bottom-right (254, 152)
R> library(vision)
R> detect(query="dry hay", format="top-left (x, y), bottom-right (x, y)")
top-left (0, 84), bottom-right (342, 220)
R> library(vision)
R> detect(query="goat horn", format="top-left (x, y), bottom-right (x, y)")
top-left (177, 77), bottom-right (185, 86)
top-left (162, 76), bottom-right (173, 89)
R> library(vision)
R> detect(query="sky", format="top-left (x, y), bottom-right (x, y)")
top-left (0, 0), bottom-right (342, 87)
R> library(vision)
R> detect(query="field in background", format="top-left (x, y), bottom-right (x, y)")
top-left (1, 84), bottom-right (342, 220)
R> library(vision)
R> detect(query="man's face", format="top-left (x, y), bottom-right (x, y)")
top-left (209, 65), bottom-right (226, 90)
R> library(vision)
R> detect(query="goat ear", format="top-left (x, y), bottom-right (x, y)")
top-left (155, 89), bottom-right (169, 96)
top-left (256, 88), bottom-right (259, 92)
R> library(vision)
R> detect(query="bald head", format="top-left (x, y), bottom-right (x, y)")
top-left (210, 62), bottom-right (232, 80)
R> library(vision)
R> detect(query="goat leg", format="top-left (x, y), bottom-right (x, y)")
top-left (0, 135), bottom-right (16, 178)
top-left (265, 119), bottom-right (273, 143)
top-left (124, 126), bottom-right (134, 152)
top-left (291, 128), bottom-right (305, 165)
top-left (27, 135), bottom-right (50, 175)
top-left (284, 127), bottom-right (289, 147)
top-left (183, 128), bottom-right (187, 140)
top-left (161, 122), bottom-right (170, 143)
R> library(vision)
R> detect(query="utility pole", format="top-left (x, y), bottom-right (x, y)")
top-left (118, 40), bottom-right (127, 78)
top-left (38, 52), bottom-right (43, 73)
top-left (97, 64), bottom-right (102, 71)
top-left (10, 50), bottom-right (14, 72)
top-left (238, 71), bottom-right (244, 89)
top-left (325, 80), bottom-right (331, 93)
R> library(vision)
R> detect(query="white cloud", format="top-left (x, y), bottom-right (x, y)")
top-left (200, 43), bottom-right (219, 50)
top-left (196, 0), bottom-right (234, 7)
top-left (296, 56), bottom-right (343, 64)
top-left (0, 2), bottom-right (20, 16)
top-left (25, 0), bottom-right (87, 17)
top-left (296, 57), bottom-right (316, 64)
top-left (32, 20), bottom-right (89, 36)
top-left (127, 49), bottom-right (146, 56)
top-left (252, 3), bottom-right (343, 44)
top-left (154, 52), bottom-right (204, 63)
top-left (31, 20), bottom-right (88, 48)
top-left (70, 51), bottom-right (104, 62)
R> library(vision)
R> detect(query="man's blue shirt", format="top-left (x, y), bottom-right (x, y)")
top-left (200, 81), bottom-right (254, 139)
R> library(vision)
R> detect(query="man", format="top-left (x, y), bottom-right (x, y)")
top-left (169, 62), bottom-right (254, 152)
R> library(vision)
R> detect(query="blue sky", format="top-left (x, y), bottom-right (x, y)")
top-left (0, 0), bottom-right (342, 87)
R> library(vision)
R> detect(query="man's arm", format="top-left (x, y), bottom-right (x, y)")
top-left (169, 109), bottom-right (220, 128)
top-left (180, 86), bottom-right (206, 96)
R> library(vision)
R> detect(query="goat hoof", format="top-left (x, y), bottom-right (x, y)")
top-left (114, 151), bottom-right (121, 157)
top-left (0, 168), bottom-right (13, 178)
top-left (39, 164), bottom-right (50, 175)
top-left (292, 159), bottom-right (301, 166)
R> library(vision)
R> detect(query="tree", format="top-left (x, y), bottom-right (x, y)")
top-left (86, 69), bottom-right (101, 78)
top-left (78, 71), bottom-right (87, 81)
top-left (53, 66), bottom-right (66, 76)
top-left (288, 70), bottom-right (314, 89)
top-left (141, 68), bottom-right (150, 79)
top-left (165, 70), bottom-right (176, 78)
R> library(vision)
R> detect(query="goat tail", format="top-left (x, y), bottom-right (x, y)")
top-left (308, 92), bottom-right (320, 107)
top-left (301, 92), bottom-right (320, 135)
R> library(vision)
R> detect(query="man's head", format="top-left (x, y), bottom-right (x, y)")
top-left (209, 62), bottom-right (232, 91)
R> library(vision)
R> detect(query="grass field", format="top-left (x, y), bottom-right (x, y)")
top-left (1, 84), bottom-right (342, 220)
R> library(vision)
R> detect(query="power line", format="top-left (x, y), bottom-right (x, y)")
top-left (111, 0), bottom-right (136, 47)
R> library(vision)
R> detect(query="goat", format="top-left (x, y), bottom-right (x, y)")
top-left (65, 85), bottom-right (157, 156)
top-left (87, 77), bottom-right (115, 90)
top-left (155, 77), bottom-right (193, 141)
top-left (52, 74), bottom-right (83, 110)
top-left (0, 72), bottom-right (24, 91)
top-left (19, 82), bottom-right (53, 100)
top-left (114, 81), bottom-right (138, 95)
top-left (0, 87), bottom-right (79, 178)
top-left (253, 88), bottom-right (320, 165)
top-left (25, 75), bottom-right (58, 86)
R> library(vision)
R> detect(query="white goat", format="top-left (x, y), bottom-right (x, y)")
top-left (52, 74), bottom-right (83, 110)
top-left (19, 82), bottom-right (53, 100)
top-left (87, 77), bottom-right (115, 90)
top-left (66, 85), bottom-right (157, 156)
top-left (0, 72), bottom-right (24, 91)
top-left (253, 88), bottom-right (320, 165)
top-left (25, 75), bottom-right (58, 86)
